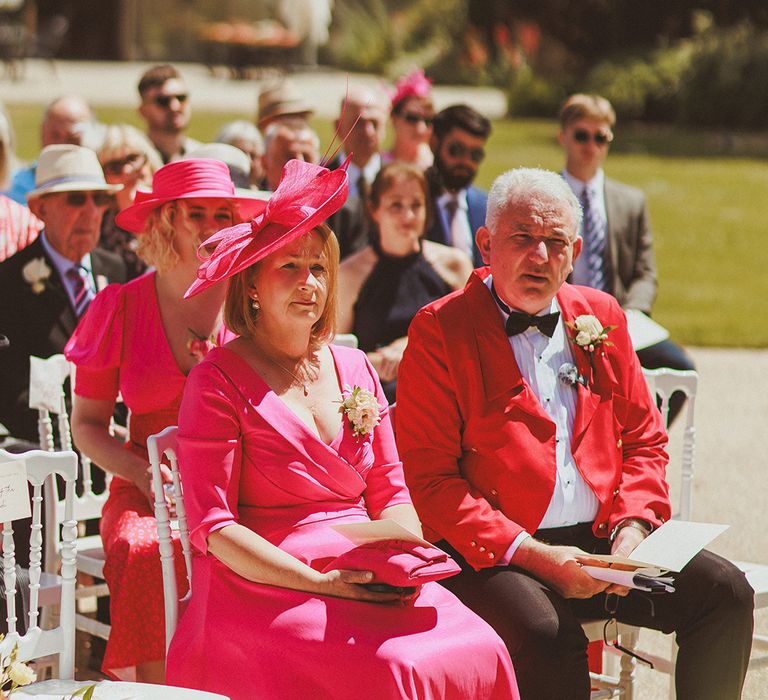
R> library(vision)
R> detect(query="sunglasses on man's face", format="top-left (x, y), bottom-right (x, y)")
top-left (401, 112), bottom-right (433, 126)
top-left (446, 142), bottom-right (485, 163)
top-left (64, 191), bottom-right (113, 208)
top-left (572, 129), bottom-right (613, 145)
top-left (102, 153), bottom-right (148, 176)
top-left (153, 93), bottom-right (188, 108)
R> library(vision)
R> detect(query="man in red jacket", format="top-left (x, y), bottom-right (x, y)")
top-left (396, 167), bottom-right (753, 700)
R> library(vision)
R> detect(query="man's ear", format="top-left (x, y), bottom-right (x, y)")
top-left (138, 102), bottom-right (149, 121)
top-left (476, 226), bottom-right (491, 265)
top-left (557, 129), bottom-right (567, 149)
top-left (27, 196), bottom-right (44, 219)
top-left (570, 236), bottom-right (583, 269)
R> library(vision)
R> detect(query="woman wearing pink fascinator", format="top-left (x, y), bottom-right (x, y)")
top-left (166, 158), bottom-right (519, 700)
top-left (64, 158), bottom-right (266, 683)
top-left (383, 68), bottom-right (435, 170)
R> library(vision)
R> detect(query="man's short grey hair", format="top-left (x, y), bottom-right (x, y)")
top-left (215, 120), bottom-right (264, 155)
top-left (486, 167), bottom-right (582, 236)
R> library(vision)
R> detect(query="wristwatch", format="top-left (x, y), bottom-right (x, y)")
top-left (609, 518), bottom-right (653, 543)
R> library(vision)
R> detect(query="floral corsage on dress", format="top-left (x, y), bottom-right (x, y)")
top-left (339, 385), bottom-right (381, 439)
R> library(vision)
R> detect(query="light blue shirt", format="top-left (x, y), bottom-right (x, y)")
top-left (39, 232), bottom-right (95, 310)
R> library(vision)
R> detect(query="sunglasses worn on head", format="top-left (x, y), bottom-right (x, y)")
top-left (401, 112), bottom-right (433, 126)
top-left (102, 152), bottom-right (148, 175)
top-left (153, 93), bottom-right (188, 108)
top-left (447, 142), bottom-right (485, 163)
top-left (573, 129), bottom-right (613, 145)
top-left (64, 191), bottom-right (113, 208)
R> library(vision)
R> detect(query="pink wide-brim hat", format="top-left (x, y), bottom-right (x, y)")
top-left (115, 158), bottom-right (268, 233)
top-left (185, 157), bottom-right (349, 298)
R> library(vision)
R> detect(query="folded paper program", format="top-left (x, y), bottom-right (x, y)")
top-left (321, 540), bottom-right (461, 587)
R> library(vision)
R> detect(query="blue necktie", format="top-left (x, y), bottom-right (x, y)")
top-left (580, 187), bottom-right (607, 291)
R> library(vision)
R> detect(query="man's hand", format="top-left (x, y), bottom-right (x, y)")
top-left (512, 538), bottom-right (611, 599)
top-left (604, 523), bottom-right (648, 596)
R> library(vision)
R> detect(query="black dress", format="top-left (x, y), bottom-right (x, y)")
top-left (352, 241), bottom-right (452, 402)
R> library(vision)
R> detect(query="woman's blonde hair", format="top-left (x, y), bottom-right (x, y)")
top-left (225, 223), bottom-right (340, 347)
top-left (137, 199), bottom-right (238, 272)
top-left (97, 123), bottom-right (163, 174)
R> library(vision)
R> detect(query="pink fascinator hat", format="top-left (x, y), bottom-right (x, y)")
top-left (116, 158), bottom-right (268, 233)
top-left (390, 69), bottom-right (433, 112)
top-left (185, 157), bottom-right (349, 298)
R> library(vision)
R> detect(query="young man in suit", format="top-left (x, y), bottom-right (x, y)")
top-left (424, 104), bottom-right (491, 267)
top-left (558, 93), bottom-right (695, 420)
top-left (0, 144), bottom-right (126, 443)
top-left (396, 168), bottom-right (753, 700)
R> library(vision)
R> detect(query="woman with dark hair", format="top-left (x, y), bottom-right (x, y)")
top-left (65, 159), bottom-right (265, 683)
top-left (166, 159), bottom-right (518, 700)
top-left (337, 161), bottom-right (472, 401)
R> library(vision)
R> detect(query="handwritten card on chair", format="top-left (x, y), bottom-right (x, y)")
top-left (0, 459), bottom-right (31, 522)
top-left (28, 354), bottom-right (71, 413)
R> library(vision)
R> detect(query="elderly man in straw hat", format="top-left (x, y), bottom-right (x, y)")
top-left (0, 144), bottom-right (126, 445)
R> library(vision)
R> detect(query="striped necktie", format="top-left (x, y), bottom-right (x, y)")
top-left (580, 186), bottom-right (607, 291)
top-left (66, 265), bottom-right (94, 318)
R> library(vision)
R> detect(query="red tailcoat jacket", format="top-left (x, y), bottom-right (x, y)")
top-left (396, 269), bottom-right (671, 571)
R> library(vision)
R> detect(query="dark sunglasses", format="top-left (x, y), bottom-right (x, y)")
top-left (153, 93), bottom-right (188, 108)
top-left (401, 112), bottom-right (433, 126)
top-left (102, 152), bottom-right (147, 175)
top-left (446, 142), bottom-right (485, 163)
top-left (64, 191), bottom-right (113, 207)
top-left (573, 129), bottom-right (613, 145)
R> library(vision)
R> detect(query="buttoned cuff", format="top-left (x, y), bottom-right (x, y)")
top-left (499, 531), bottom-right (531, 566)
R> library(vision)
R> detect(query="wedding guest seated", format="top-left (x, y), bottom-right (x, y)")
top-left (337, 162), bottom-right (472, 402)
top-left (65, 159), bottom-right (266, 683)
top-left (97, 124), bottom-right (163, 280)
top-left (166, 158), bottom-right (519, 700)
top-left (396, 167), bottom-right (754, 700)
top-left (262, 119), bottom-right (320, 191)
top-left (383, 69), bottom-right (435, 171)
top-left (215, 120), bottom-right (266, 189)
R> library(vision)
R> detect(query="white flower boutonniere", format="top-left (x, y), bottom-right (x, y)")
top-left (566, 314), bottom-right (616, 353)
top-left (22, 257), bottom-right (52, 295)
top-left (338, 385), bottom-right (381, 438)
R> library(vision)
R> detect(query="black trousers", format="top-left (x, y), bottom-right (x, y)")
top-left (439, 525), bottom-right (753, 700)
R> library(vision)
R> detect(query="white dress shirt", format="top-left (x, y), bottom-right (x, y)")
top-left (562, 168), bottom-right (607, 287)
top-left (485, 276), bottom-right (600, 563)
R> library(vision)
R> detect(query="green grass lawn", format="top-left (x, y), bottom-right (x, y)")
top-left (9, 105), bottom-right (768, 347)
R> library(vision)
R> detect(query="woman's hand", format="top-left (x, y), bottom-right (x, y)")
top-left (316, 569), bottom-right (420, 605)
top-left (368, 337), bottom-right (408, 383)
top-left (134, 460), bottom-right (175, 512)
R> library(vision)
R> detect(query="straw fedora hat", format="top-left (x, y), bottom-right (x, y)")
top-left (27, 144), bottom-right (123, 199)
top-left (115, 158), bottom-right (268, 234)
top-left (257, 81), bottom-right (314, 131)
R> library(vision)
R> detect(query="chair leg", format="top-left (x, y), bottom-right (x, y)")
top-left (618, 629), bottom-right (639, 700)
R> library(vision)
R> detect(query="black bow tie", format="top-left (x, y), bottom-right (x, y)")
top-left (505, 310), bottom-right (560, 338)
top-left (491, 284), bottom-right (559, 337)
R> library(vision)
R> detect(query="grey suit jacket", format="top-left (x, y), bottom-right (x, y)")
top-left (603, 177), bottom-right (657, 314)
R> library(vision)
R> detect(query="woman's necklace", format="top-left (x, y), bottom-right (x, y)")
top-left (262, 353), bottom-right (310, 396)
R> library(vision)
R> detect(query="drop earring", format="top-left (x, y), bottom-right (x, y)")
top-left (251, 296), bottom-right (260, 311)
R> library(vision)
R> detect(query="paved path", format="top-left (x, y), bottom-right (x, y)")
top-left (0, 59), bottom-right (508, 117)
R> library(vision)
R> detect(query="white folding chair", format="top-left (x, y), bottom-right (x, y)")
top-left (584, 368), bottom-right (698, 699)
top-left (29, 354), bottom-right (112, 642)
top-left (0, 449), bottom-right (78, 680)
top-left (147, 426), bottom-right (192, 652)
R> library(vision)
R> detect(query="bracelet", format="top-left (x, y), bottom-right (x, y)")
top-left (609, 518), bottom-right (652, 543)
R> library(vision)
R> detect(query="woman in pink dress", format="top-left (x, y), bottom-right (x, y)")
top-left (65, 159), bottom-right (266, 683)
top-left (166, 159), bottom-right (519, 699)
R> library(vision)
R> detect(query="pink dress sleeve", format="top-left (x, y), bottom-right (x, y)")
top-left (177, 358), bottom-right (242, 554)
top-left (356, 351), bottom-right (413, 517)
top-left (64, 284), bottom-right (125, 401)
